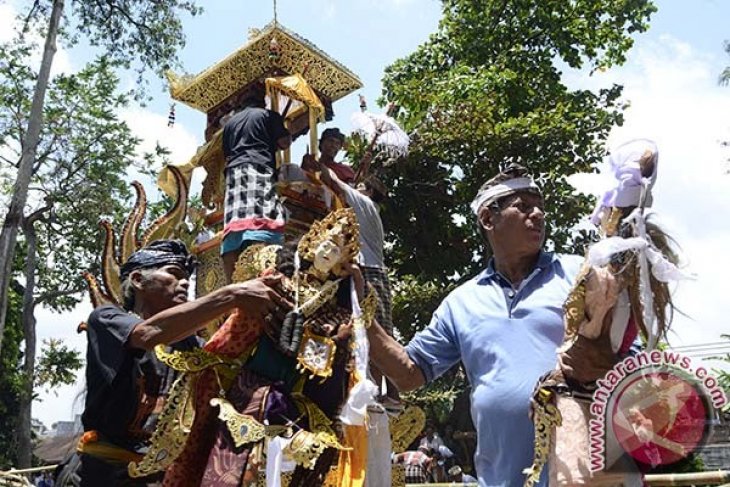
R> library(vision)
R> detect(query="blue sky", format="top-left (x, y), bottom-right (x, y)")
top-left (1, 0), bottom-right (728, 426)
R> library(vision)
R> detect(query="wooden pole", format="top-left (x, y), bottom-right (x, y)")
top-left (644, 471), bottom-right (730, 486)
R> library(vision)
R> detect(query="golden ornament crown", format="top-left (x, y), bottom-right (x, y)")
top-left (297, 208), bottom-right (360, 276)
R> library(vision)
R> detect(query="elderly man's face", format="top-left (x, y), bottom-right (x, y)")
top-left (134, 264), bottom-right (190, 311)
top-left (481, 191), bottom-right (545, 255)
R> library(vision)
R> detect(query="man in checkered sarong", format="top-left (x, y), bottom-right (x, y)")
top-left (394, 446), bottom-right (435, 484)
top-left (221, 83), bottom-right (291, 280)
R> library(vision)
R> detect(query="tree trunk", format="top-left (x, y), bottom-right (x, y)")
top-left (17, 217), bottom-right (39, 468)
top-left (0, 0), bottom-right (64, 355)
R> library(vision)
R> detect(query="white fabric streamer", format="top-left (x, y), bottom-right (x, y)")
top-left (587, 237), bottom-right (647, 267)
top-left (591, 139), bottom-right (658, 224)
top-left (610, 291), bottom-right (631, 354)
top-left (645, 247), bottom-right (695, 282)
top-left (364, 410), bottom-right (392, 487)
top-left (339, 279), bottom-right (378, 426)
top-left (265, 436), bottom-right (296, 487)
top-left (586, 230), bottom-right (693, 283)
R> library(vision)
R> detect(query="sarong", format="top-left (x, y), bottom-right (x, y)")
top-left (224, 162), bottom-right (285, 238)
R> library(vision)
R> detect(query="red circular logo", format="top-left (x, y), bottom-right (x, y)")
top-left (611, 371), bottom-right (709, 467)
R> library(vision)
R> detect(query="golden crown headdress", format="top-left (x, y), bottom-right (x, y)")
top-left (81, 166), bottom-right (189, 312)
top-left (297, 208), bottom-right (359, 276)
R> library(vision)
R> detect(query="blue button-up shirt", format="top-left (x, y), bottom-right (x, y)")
top-left (405, 251), bottom-right (583, 487)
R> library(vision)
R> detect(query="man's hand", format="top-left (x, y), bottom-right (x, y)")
top-left (301, 153), bottom-right (319, 172)
top-left (233, 275), bottom-right (292, 323)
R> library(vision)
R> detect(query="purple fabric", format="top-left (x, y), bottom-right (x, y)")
top-left (591, 139), bottom-right (658, 224)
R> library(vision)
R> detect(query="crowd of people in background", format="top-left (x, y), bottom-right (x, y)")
top-left (393, 422), bottom-right (478, 484)
top-left (33, 472), bottom-right (54, 487)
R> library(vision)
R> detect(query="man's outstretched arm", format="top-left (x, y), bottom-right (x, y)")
top-left (367, 321), bottom-right (426, 392)
top-left (129, 276), bottom-right (290, 350)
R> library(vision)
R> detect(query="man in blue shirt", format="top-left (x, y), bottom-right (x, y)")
top-left (367, 164), bottom-right (583, 486)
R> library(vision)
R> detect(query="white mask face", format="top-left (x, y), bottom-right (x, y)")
top-left (313, 239), bottom-right (342, 274)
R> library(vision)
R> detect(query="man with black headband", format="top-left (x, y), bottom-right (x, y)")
top-left (365, 164), bottom-right (583, 486)
top-left (77, 239), bottom-right (289, 486)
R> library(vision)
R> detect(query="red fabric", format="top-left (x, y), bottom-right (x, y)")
top-left (223, 217), bottom-right (285, 237)
top-left (325, 161), bottom-right (355, 184)
top-left (619, 315), bottom-right (639, 356)
top-left (164, 313), bottom-right (266, 485)
top-left (163, 371), bottom-right (220, 486)
top-left (204, 310), bottom-right (263, 358)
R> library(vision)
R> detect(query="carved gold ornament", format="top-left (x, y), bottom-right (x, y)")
top-left (561, 264), bottom-right (590, 346)
top-left (155, 345), bottom-right (227, 373)
top-left (389, 404), bottom-right (426, 453)
top-left (522, 389), bottom-right (562, 487)
top-left (210, 398), bottom-right (288, 448)
top-left (297, 208), bottom-right (360, 277)
top-left (83, 167), bottom-right (189, 310)
top-left (195, 239), bottom-right (226, 296)
top-left (232, 244), bottom-right (281, 283)
top-left (167, 22), bottom-right (362, 113)
top-left (296, 328), bottom-right (337, 379)
top-left (292, 393), bottom-right (336, 438)
top-left (356, 286), bottom-right (377, 329)
top-left (282, 430), bottom-right (338, 470)
top-left (128, 374), bottom-right (193, 477)
top-left (298, 278), bottom-right (340, 318)
top-left (391, 464), bottom-right (406, 487)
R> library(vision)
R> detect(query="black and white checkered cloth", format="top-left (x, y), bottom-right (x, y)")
top-left (404, 464), bottom-right (432, 484)
top-left (362, 266), bottom-right (394, 335)
top-left (224, 162), bottom-right (284, 232)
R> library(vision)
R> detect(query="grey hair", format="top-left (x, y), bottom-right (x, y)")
top-left (120, 268), bottom-right (156, 311)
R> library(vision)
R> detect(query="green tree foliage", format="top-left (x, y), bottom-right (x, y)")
top-left (35, 338), bottom-right (83, 392)
top-left (0, 285), bottom-right (23, 469)
top-left (0, 0), bottom-right (201, 358)
top-left (21, 0), bottom-right (203, 93)
top-left (0, 34), bottom-right (164, 466)
top-left (0, 40), bottom-right (139, 309)
top-left (359, 0), bottom-right (656, 426)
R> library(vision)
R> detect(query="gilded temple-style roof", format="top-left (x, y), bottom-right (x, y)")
top-left (167, 21), bottom-right (362, 113)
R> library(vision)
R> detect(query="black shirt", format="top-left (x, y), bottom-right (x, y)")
top-left (81, 305), bottom-right (199, 452)
top-left (222, 106), bottom-right (289, 171)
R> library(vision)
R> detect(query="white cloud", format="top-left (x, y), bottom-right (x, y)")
top-left (0, 4), bottom-right (16, 42)
top-left (122, 107), bottom-right (201, 166)
top-left (120, 107), bottom-right (205, 195)
top-left (566, 36), bottom-right (730, 362)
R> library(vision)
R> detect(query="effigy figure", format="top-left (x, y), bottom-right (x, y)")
top-left (523, 139), bottom-right (691, 487)
top-left (129, 208), bottom-right (379, 487)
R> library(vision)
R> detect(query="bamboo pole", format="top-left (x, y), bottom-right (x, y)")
top-left (644, 471), bottom-right (730, 486)
top-left (401, 471), bottom-right (730, 487)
